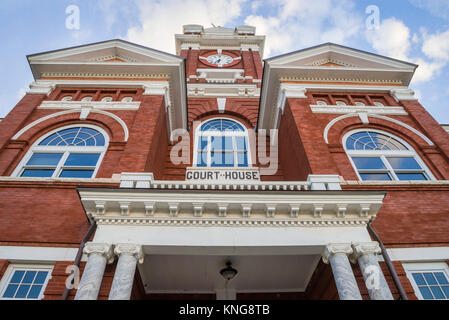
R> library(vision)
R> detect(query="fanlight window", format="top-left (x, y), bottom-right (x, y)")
top-left (14, 126), bottom-right (108, 179)
top-left (345, 130), bottom-right (432, 181)
top-left (195, 118), bottom-right (250, 168)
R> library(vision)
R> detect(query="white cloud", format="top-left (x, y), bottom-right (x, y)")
top-left (422, 29), bottom-right (449, 61)
top-left (126, 0), bottom-right (247, 54)
top-left (245, 0), bottom-right (363, 57)
top-left (365, 18), bottom-right (411, 61)
top-left (364, 17), bottom-right (448, 84)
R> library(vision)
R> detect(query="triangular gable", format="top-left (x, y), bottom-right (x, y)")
top-left (27, 39), bottom-right (183, 67)
top-left (266, 43), bottom-right (417, 71)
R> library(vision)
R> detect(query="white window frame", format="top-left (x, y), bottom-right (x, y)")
top-left (343, 128), bottom-right (435, 181)
top-left (193, 117), bottom-right (252, 168)
top-left (403, 262), bottom-right (449, 300)
top-left (0, 264), bottom-right (53, 300)
top-left (11, 124), bottom-right (109, 179)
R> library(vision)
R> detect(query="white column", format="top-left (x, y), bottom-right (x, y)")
top-left (322, 243), bottom-right (362, 300)
top-left (75, 243), bottom-right (114, 300)
top-left (350, 242), bottom-right (394, 300)
top-left (108, 244), bottom-right (144, 300)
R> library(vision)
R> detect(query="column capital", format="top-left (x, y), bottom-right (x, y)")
top-left (322, 243), bottom-right (353, 264)
top-left (350, 242), bottom-right (381, 263)
top-left (83, 242), bottom-right (114, 264)
top-left (114, 244), bottom-right (144, 264)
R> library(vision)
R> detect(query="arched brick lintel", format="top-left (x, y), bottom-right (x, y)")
top-left (326, 114), bottom-right (434, 149)
top-left (11, 110), bottom-right (127, 144)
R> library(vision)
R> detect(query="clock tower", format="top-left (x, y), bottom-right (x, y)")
top-left (175, 25), bottom-right (265, 98)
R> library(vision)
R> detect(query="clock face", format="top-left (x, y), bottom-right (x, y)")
top-left (205, 54), bottom-right (234, 67)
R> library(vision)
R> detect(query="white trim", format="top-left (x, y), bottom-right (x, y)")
top-left (386, 247), bottom-right (449, 262)
top-left (187, 83), bottom-right (259, 97)
top-left (93, 225), bottom-right (372, 253)
top-left (310, 104), bottom-right (407, 115)
top-left (403, 262), bottom-right (449, 300)
top-left (11, 109), bottom-right (129, 141)
top-left (323, 113), bottom-right (434, 146)
top-left (0, 246), bottom-right (80, 262)
top-left (38, 100), bottom-right (140, 111)
top-left (11, 124), bottom-right (109, 179)
top-left (79, 188), bottom-right (385, 226)
top-left (0, 264), bottom-right (53, 300)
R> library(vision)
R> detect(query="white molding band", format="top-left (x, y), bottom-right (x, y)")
top-left (0, 246), bottom-right (81, 262)
top-left (385, 247), bottom-right (449, 262)
top-left (11, 108), bottom-right (129, 141)
top-left (310, 105), bottom-right (408, 115)
top-left (38, 100), bottom-right (141, 111)
top-left (323, 113), bottom-right (434, 145)
top-left (79, 187), bottom-right (385, 227)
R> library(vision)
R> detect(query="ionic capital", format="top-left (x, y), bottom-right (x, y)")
top-left (83, 242), bottom-right (114, 264)
top-left (114, 244), bottom-right (144, 264)
top-left (350, 242), bottom-right (381, 263)
top-left (322, 243), bottom-right (353, 264)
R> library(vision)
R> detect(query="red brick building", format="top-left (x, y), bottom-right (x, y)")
top-left (0, 25), bottom-right (448, 301)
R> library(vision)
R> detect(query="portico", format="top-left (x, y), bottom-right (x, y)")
top-left (73, 174), bottom-right (393, 300)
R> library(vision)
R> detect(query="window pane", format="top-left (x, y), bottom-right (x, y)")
top-left (64, 153), bottom-right (100, 167)
top-left (197, 152), bottom-right (207, 167)
top-left (352, 157), bottom-right (386, 169)
top-left (15, 285), bottom-right (31, 298)
top-left (22, 271), bottom-right (36, 284)
top-left (360, 173), bottom-right (392, 181)
top-left (235, 137), bottom-right (247, 151)
top-left (59, 170), bottom-right (94, 178)
top-left (396, 173), bottom-right (427, 181)
top-left (237, 153), bottom-right (248, 167)
top-left (429, 286), bottom-right (445, 299)
top-left (211, 136), bottom-right (223, 150)
top-left (10, 271), bottom-right (25, 283)
top-left (424, 273), bottom-right (438, 285)
top-left (21, 169), bottom-right (54, 178)
top-left (211, 152), bottom-right (234, 167)
top-left (34, 272), bottom-right (48, 285)
top-left (3, 284), bottom-right (18, 298)
top-left (387, 157), bottom-right (421, 170)
top-left (435, 273), bottom-right (449, 285)
top-left (27, 285), bottom-right (43, 299)
top-left (26, 153), bottom-right (63, 166)
top-left (199, 137), bottom-right (208, 151)
top-left (413, 273), bottom-right (426, 286)
top-left (442, 286), bottom-right (449, 298)
top-left (419, 286), bottom-right (434, 299)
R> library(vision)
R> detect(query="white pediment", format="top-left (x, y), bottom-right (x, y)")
top-left (28, 39), bottom-right (183, 66)
top-left (267, 43), bottom-right (417, 71)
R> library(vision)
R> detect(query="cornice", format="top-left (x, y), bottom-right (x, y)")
top-left (309, 104), bottom-right (408, 115)
top-left (38, 100), bottom-right (141, 111)
top-left (79, 188), bottom-right (385, 227)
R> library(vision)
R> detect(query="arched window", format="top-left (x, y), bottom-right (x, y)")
top-left (194, 118), bottom-right (251, 168)
top-left (13, 125), bottom-right (108, 178)
top-left (344, 129), bottom-right (434, 181)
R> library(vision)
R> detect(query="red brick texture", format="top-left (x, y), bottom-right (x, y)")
top-left (284, 98), bottom-right (340, 176)
top-left (0, 181), bottom-right (118, 245)
top-left (118, 95), bottom-right (165, 173)
top-left (0, 260), bottom-right (9, 280)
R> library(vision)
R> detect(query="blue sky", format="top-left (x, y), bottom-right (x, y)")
top-left (1, 0), bottom-right (449, 123)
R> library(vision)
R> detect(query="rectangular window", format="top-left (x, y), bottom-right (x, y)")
top-left (404, 263), bottom-right (449, 300)
top-left (0, 265), bottom-right (52, 300)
